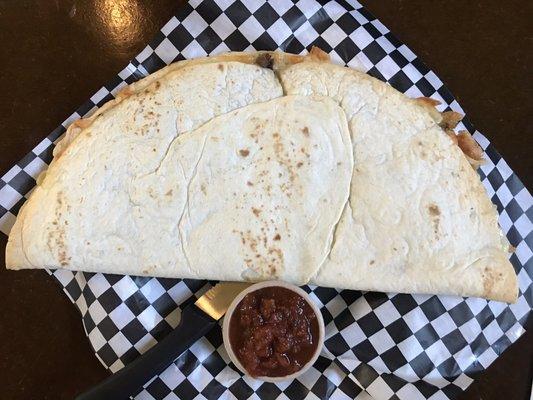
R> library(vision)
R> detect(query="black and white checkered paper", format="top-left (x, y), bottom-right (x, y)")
top-left (1, 1), bottom-right (531, 399)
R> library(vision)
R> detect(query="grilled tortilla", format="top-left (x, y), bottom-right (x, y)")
top-left (5, 49), bottom-right (517, 302)
top-left (7, 95), bottom-right (353, 284)
top-left (278, 59), bottom-right (516, 302)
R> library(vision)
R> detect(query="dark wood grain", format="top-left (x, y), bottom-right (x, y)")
top-left (0, 1), bottom-right (531, 399)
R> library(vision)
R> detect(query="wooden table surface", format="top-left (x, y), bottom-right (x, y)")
top-left (0, 1), bottom-right (531, 399)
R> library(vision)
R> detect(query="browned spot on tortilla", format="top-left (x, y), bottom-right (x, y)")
top-left (273, 234), bottom-right (281, 241)
top-left (256, 53), bottom-right (273, 69)
top-left (428, 204), bottom-right (441, 236)
top-left (142, 265), bottom-right (157, 275)
top-left (302, 127), bottom-right (309, 136)
top-left (200, 184), bottom-right (207, 195)
top-left (482, 266), bottom-right (498, 298)
top-left (297, 162), bottom-right (303, 168)
top-left (247, 181), bottom-right (253, 186)
top-left (370, 260), bottom-right (375, 265)
top-left (152, 148), bottom-right (156, 152)
top-left (428, 204), bottom-right (441, 216)
top-left (217, 63), bottom-right (223, 71)
top-left (117, 85), bottom-right (133, 99)
top-left (155, 81), bottom-right (161, 89)
top-left (234, 223), bottom-right (285, 278)
top-left (49, 191), bottom-right (69, 267)
top-left (252, 207), bottom-right (261, 217)
top-left (165, 189), bottom-right (173, 196)
top-left (267, 248), bottom-right (284, 271)
top-left (239, 149), bottom-right (250, 157)
top-left (58, 251), bottom-right (68, 266)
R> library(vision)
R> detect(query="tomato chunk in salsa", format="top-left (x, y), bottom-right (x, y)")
top-left (228, 286), bottom-right (319, 377)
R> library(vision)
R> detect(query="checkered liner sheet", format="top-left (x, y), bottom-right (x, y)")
top-left (1, 1), bottom-right (531, 399)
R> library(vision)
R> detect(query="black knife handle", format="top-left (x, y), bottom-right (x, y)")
top-left (75, 305), bottom-right (216, 400)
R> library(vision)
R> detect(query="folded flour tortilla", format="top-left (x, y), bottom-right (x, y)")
top-left (7, 94), bottom-right (353, 284)
top-left (6, 50), bottom-right (517, 302)
top-left (278, 59), bottom-right (517, 302)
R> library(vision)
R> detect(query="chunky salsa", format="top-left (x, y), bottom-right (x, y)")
top-left (228, 286), bottom-right (319, 377)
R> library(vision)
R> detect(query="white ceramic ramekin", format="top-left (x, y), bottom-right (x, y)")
top-left (222, 280), bottom-right (325, 383)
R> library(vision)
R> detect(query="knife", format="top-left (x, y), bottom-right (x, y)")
top-left (75, 282), bottom-right (251, 400)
